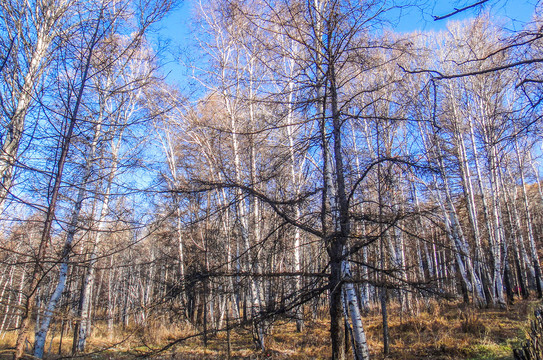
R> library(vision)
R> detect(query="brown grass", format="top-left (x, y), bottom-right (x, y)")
top-left (0, 299), bottom-right (537, 359)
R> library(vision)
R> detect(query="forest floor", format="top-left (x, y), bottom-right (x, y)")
top-left (0, 298), bottom-right (538, 359)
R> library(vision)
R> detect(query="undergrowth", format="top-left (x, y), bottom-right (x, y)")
top-left (0, 299), bottom-right (537, 359)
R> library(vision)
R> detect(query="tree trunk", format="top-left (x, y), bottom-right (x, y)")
top-left (33, 115), bottom-right (102, 359)
top-left (13, 14), bottom-right (100, 356)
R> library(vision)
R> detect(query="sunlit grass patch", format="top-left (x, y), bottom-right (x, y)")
top-left (0, 299), bottom-right (537, 359)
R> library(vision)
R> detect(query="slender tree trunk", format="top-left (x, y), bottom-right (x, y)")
top-left (516, 143), bottom-right (543, 298)
top-left (466, 114), bottom-right (502, 305)
top-left (33, 115), bottom-right (103, 359)
top-left (455, 129), bottom-right (487, 306)
top-left (13, 15), bottom-right (100, 356)
top-left (0, 1), bottom-right (66, 209)
top-left (74, 133), bottom-right (120, 353)
top-left (329, 54), bottom-right (369, 358)
top-left (286, 72), bottom-right (305, 332)
top-left (158, 128), bottom-right (188, 309)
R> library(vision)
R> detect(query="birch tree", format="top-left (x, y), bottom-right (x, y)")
top-left (11, 0), bottom-right (169, 357)
top-left (13, 5), bottom-right (105, 356)
top-left (0, 0), bottom-right (73, 210)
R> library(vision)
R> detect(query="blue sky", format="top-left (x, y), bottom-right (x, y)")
top-left (153, 0), bottom-right (539, 88)
top-left (394, 0), bottom-right (536, 32)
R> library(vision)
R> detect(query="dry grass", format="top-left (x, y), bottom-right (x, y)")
top-left (0, 299), bottom-right (537, 359)
top-left (365, 299), bottom-right (536, 360)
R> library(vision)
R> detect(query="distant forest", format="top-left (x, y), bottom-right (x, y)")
top-left (1, 0), bottom-right (543, 359)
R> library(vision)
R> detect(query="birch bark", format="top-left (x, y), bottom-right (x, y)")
top-left (14, 11), bottom-right (103, 357)
top-left (33, 118), bottom-right (102, 358)
top-left (0, 0), bottom-right (71, 209)
top-left (516, 143), bottom-right (543, 296)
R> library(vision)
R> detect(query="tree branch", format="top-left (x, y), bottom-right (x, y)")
top-left (433, 0), bottom-right (490, 21)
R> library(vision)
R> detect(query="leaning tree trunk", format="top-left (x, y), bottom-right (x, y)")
top-left (0, 0), bottom-right (67, 209)
top-left (33, 120), bottom-right (102, 358)
top-left (13, 17), bottom-right (100, 357)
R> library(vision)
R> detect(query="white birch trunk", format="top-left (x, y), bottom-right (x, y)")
top-left (225, 90), bottom-right (265, 350)
top-left (419, 121), bottom-right (477, 299)
top-left (33, 114), bottom-right (103, 358)
top-left (467, 114), bottom-right (502, 304)
top-left (0, 1), bottom-right (67, 208)
top-left (482, 139), bottom-right (506, 306)
top-left (455, 132), bottom-right (487, 306)
top-left (76, 125), bottom-right (123, 352)
top-left (286, 71), bottom-right (305, 330)
top-left (158, 127), bottom-right (188, 307)
top-left (516, 143), bottom-right (543, 286)
top-left (342, 258), bottom-right (370, 360)
top-left (0, 265), bottom-right (15, 335)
